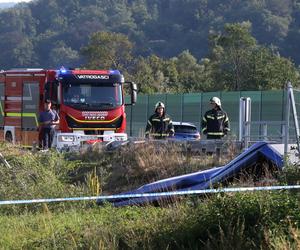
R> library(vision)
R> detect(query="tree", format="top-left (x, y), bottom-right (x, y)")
top-left (12, 36), bottom-right (36, 67)
top-left (0, 31), bottom-right (36, 68)
top-left (132, 55), bottom-right (177, 93)
top-left (209, 21), bottom-right (257, 90)
top-left (49, 41), bottom-right (80, 68)
top-left (207, 22), bottom-right (299, 90)
top-left (132, 57), bottom-right (156, 93)
top-left (173, 50), bottom-right (212, 92)
top-left (81, 31), bottom-right (133, 72)
top-left (248, 47), bottom-right (299, 90)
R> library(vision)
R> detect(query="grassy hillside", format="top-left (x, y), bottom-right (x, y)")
top-left (0, 142), bottom-right (299, 248)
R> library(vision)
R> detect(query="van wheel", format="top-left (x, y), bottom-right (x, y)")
top-left (5, 132), bottom-right (13, 143)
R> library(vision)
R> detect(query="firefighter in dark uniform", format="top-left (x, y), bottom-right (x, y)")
top-left (145, 102), bottom-right (175, 139)
top-left (202, 97), bottom-right (230, 139)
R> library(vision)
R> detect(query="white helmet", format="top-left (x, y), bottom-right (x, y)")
top-left (155, 101), bottom-right (165, 109)
top-left (210, 97), bottom-right (221, 106)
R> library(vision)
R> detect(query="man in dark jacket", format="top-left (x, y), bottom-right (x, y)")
top-left (145, 101), bottom-right (175, 139)
top-left (202, 97), bottom-right (230, 139)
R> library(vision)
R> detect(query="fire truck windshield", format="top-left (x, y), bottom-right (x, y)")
top-left (63, 82), bottom-right (122, 110)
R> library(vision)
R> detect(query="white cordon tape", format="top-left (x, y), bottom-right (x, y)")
top-left (1, 185), bottom-right (300, 205)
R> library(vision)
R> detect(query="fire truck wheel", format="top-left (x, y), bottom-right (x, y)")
top-left (5, 132), bottom-right (13, 143)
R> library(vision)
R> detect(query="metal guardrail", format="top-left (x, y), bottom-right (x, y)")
top-left (106, 138), bottom-right (243, 156)
top-left (243, 121), bottom-right (286, 143)
top-left (185, 139), bottom-right (243, 155)
top-left (239, 83), bottom-right (300, 160)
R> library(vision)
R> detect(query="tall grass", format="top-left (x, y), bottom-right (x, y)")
top-left (0, 142), bottom-right (299, 249)
top-left (0, 192), bottom-right (299, 249)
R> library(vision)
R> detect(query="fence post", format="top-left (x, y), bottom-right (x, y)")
top-left (262, 123), bottom-right (268, 141)
top-left (288, 82), bottom-right (300, 158)
top-left (284, 82), bottom-right (290, 157)
top-left (239, 97), bottom-right (251, 148)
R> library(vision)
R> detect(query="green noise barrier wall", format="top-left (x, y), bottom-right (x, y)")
top-left (126, 90), bottom-right (300, 141)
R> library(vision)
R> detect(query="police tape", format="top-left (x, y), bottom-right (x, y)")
top-left (1, 185), bottom-right (300, 206)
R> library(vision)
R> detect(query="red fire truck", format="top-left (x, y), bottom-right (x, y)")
top-left (0, 68), bottom-right (137, 149)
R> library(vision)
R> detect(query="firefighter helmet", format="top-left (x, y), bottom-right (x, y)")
top-left (155, 101), bottom-right (165, 109)
top-left (210, 97), bottom-right (221, 106)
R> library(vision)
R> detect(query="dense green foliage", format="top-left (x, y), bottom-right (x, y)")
top-left (81, 31), bottom-right (133, 71)
top-left (1, 0), bottom-right (300, 92)
top-left (0, 143), bottom-right (299, 249)
top-left (3, 0), bottom-right (299, 65)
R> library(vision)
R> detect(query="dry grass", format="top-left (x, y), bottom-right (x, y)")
top-left (102, 141), bottom-right (238, 193)
top-left (264, 222), bottom-right (300, 250)
top-left (67, 139), bottom-right (280, 196)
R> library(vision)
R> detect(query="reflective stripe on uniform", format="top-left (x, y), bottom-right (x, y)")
top-left (151, 118), bottom-right (161, 122)
top-left (150, 133), bottom-right (169, 136)
top-left (202, 128), bottom-right (207, 133)
top-left (206, 115), bottom-right (214, 119)
top-left (147, 120), bottom-right (152, 125)
top-left (202, 117), bottom-right (207, 122)
top-left (207, 132), bottom-right (224, 135)
top-left (225, 116), bottom-right (229, 122)
top-left (217, 115), bottom-right (225, 120)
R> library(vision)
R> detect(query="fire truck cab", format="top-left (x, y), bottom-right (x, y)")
top-left (0, 68), bottom-right (137, 149)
